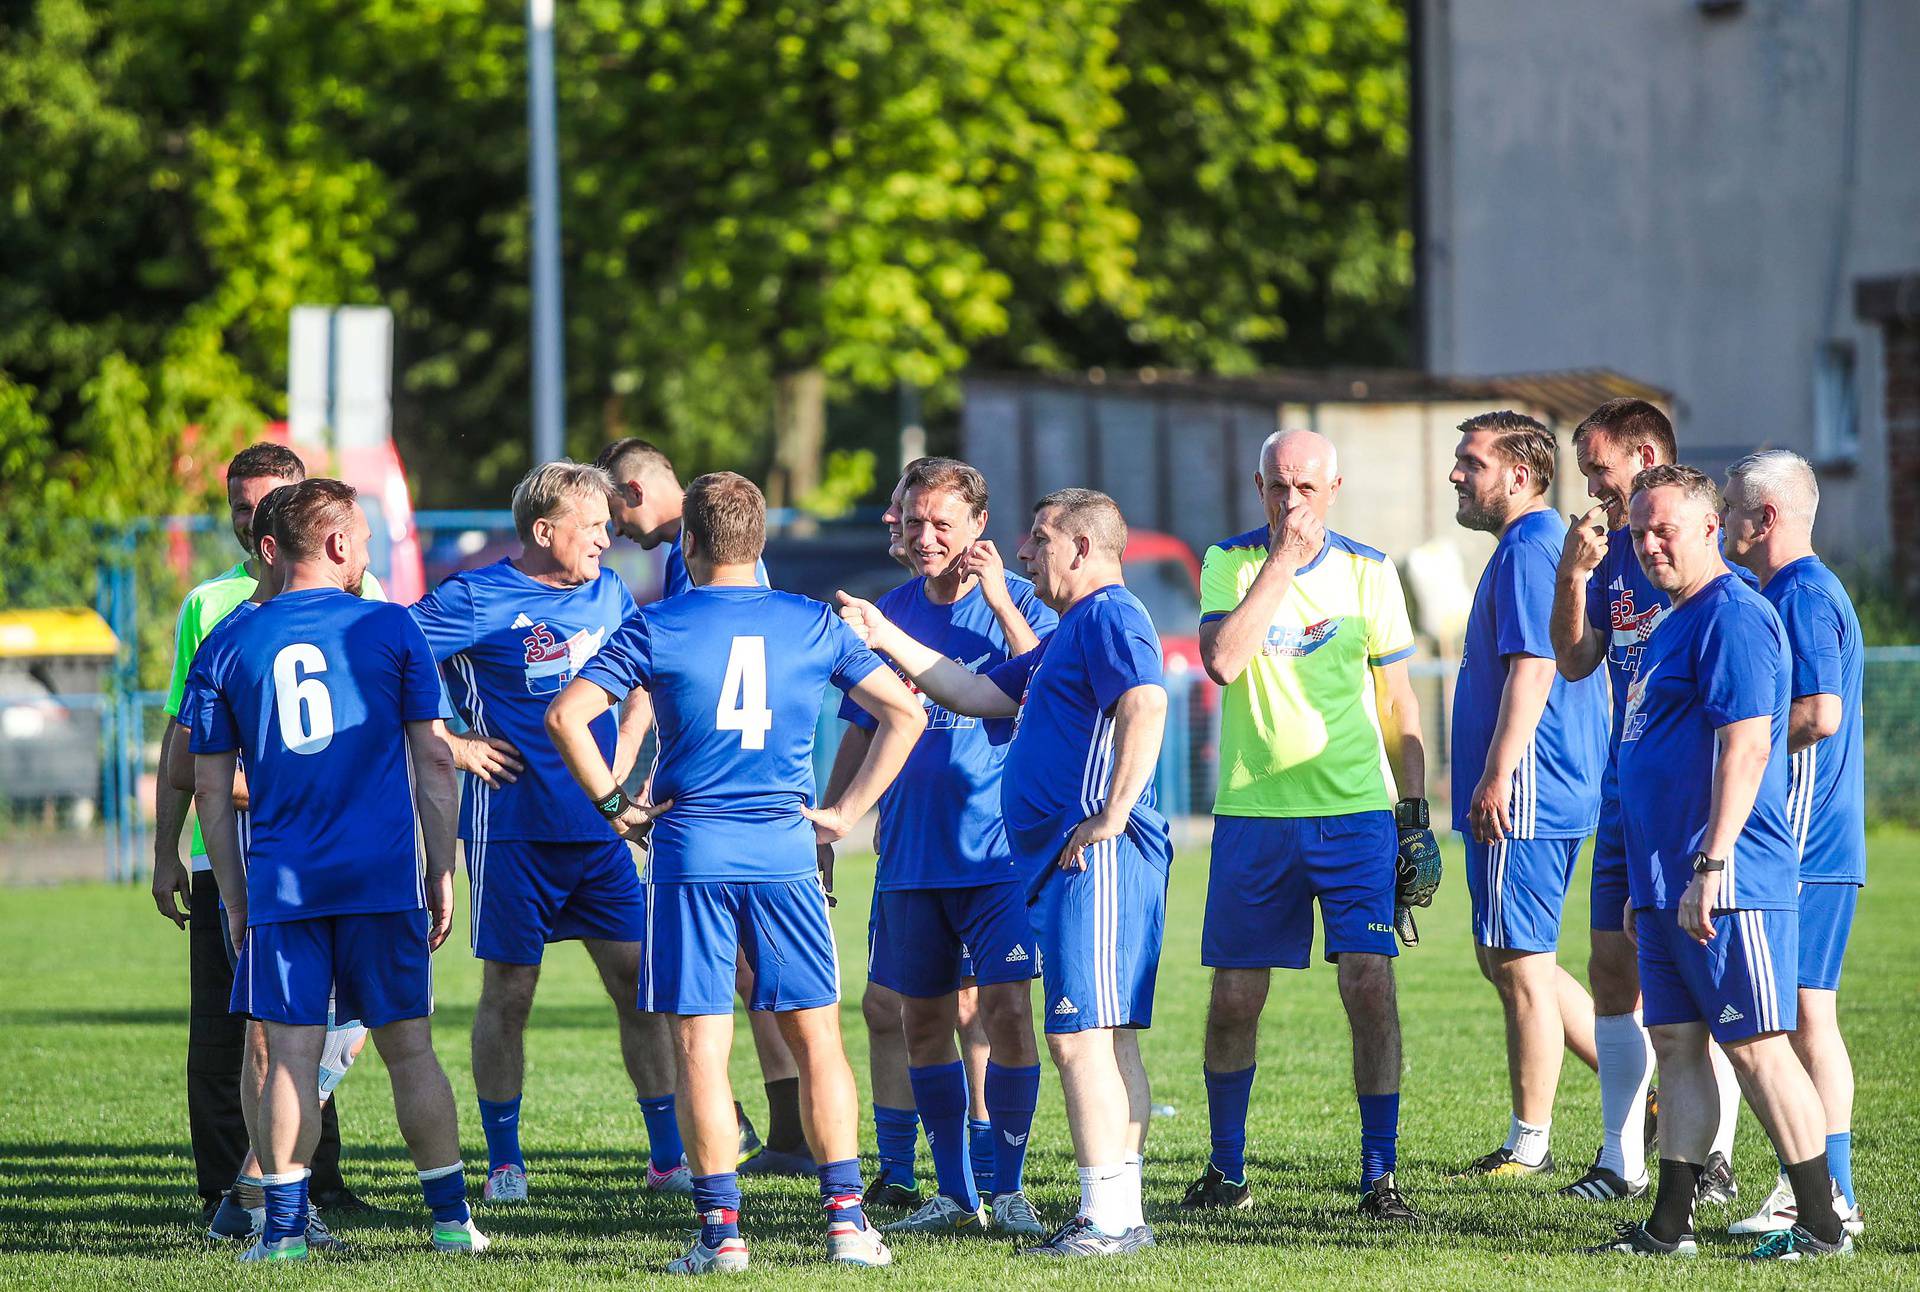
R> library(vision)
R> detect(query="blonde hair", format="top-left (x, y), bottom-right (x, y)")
top-left (512, 460), bottom-right (616, 544)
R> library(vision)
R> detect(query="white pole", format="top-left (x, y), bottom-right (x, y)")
top-left (527, 0), bottom-right (564, 465)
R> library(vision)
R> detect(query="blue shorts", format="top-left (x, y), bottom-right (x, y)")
top-left (234, 911), bottom-right (432, 1028)
top-left (1636, 906), bottom-right (1797, 1042)
top-left (1029, 835), bottom-right (1166, 1034)
top-left (869, 883), bottom-right (1038, 999)
top-left (1797, 882), bottom-right (1859, 992)
top-left (1466, 836), bottom-right (1581, 953)
top-left (644, 879), bottom-right (839, 1016)
top-left (1202, 813), bottom-right (1397, 968)
top-left (466, 836), bottom-right (645, 965)
top-left (1590, 789), bottom-right (1631, 933)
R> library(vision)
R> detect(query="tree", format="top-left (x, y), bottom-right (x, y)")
top-left (1012, 0), bottom-right (1412, 374)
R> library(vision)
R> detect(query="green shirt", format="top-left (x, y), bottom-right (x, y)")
top-left (167, 562), bottom-right (385, 861)
top-left (1200, 528), bottom-right (1416, 818)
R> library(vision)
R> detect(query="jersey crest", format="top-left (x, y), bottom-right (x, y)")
top-left (1262, 616), bottom-right (1343, 657)
top-left (1608, 577), bottom-right (1663, 674)
top-left (521, 621), bottom-right (607, 696)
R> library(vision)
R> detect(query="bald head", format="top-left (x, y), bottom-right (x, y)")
top-left (1256, 429), bottom-right (1341, 530)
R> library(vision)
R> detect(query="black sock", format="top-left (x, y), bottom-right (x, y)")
top-left (1784, 1154), bottom-right (1842, 1243)
top-left (1646, 1158), bottom-right (1703, 1244)
top-left (765, 1078), bottom-right (805, 1155)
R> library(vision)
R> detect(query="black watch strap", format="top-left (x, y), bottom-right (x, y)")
top-left (595, 788), bottom-right (630, 820)
top-left (1394, 797), bottom-right (1430, 830)
top-left (1691, 851), bottom-right (1726, 874)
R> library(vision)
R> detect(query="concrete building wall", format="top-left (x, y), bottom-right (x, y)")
top-left (1418, 0), bottom-right (1920, 563)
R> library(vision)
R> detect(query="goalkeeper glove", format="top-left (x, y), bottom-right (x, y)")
top-left (1394, 797), bottom-right (1442, 910)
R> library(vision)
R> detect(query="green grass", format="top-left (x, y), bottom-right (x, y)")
top-left (1, 832), bottom-right (1915, 1290)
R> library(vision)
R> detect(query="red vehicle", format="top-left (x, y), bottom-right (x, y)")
top-left (1122, 529), bottom-right (1204, 674)
top-left (170, 421), bottom-right (427, 604)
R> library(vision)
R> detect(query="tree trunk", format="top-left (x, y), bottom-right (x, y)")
top-left (769, 366), bottom-right (826, 531)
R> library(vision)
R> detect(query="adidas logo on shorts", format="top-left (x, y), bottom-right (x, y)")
top-left (1006, 946), bottom-right (1029, 964)
top-left (1053, 997), bottom-right (1078, 1016)
top-left (1718, 1004), bottom-right (1744, 1024)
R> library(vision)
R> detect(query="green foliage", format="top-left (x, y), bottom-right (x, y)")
top-left (799, 448), bottom-right (879, 521)
top-left (1, 0), bottom-right (1413, 523)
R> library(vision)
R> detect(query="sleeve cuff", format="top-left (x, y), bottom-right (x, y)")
top-left (1198, 610), bottom-right (1229, 624)
top-left (1369, 644), bottom-right (1416, 667)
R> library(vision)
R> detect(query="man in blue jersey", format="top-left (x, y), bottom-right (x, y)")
top-left (547, 472), bottom-right (926, 1274)
top-left (1585, 464), bottom-right (1849, 1261)
top-left (408, 461), bottom-right (685, 1202)
top-left (1720, 451), bottom-right (1868, 1239)
top-left (191, 479), bottom-right (485, 1261)
top-left (1449, 412), bottom-right (1609, 1180)
top-left (597, 436), bottom-right (805, 1175)
top-left (822, 457), bottom-right (1054, 1238)
top-left (173, 485), bottom-right (371, 1250)
top-left (1551, 400), bottom-right (1748, 1202)
top-left (839, 488), bottom-right (1172, 1258)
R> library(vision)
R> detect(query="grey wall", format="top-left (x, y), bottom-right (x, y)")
top-left (1419, 0), bottom-right (1920, 561)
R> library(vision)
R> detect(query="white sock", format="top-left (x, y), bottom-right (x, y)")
top-left (1595, 1012), bottom-right (1654, 1180)
top-left (1708, 1043), bottom-right (1742, 1159)
top-left (1122, 1154), bottom-right (1145, 1230)
top-left (1076, 1164), bottom-right (1130, 1236)
top-left (1505, 1114), bottom-right (1551, 1167)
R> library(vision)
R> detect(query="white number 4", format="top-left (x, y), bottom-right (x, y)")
top-left (716, 636), bottom-right (773, 750)
top-left (272, 642), bottom-right (335, 755)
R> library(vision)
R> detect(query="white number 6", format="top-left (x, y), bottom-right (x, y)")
top-left (273, 643), bottom-right (335, 755)
top-left (716, 636), bottom-right (773, 750)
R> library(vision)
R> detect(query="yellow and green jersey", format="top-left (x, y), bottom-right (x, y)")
top-left (1200, 528), bottom-right (1416, 818)
top-left (166, 561), bottom-right (385, 863)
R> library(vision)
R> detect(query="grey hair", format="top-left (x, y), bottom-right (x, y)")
top-left (512, 460), bottom-right (616, 543)
top-left (1727, 449), bottom-right (1818, 527)
top-left (1260, 429), bottom-right (1338, 479)
top-left (1034, 487), bottom-right (1128, 559)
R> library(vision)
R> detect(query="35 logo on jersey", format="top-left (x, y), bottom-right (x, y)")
top-left (1262, 616), bottom-right (1343, 657)
top-left (519, 619), bottom-right (607, 696)
top-left (1608, 580), bottom-right (1663, 675)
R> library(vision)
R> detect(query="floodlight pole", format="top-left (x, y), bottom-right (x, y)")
top-left (527, 0), bottom-right (565, 466)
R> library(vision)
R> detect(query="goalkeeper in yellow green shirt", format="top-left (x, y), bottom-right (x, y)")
top-left (1179, 430), bottom-right (1439, 1225)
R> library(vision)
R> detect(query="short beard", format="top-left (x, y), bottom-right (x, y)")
top-left (1455, 495), bottom-right (1504, 534)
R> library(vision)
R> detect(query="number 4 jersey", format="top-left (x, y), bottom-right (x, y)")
top-left (577, 585), bottom-right (885, 883)
top-left (189, 587), bottom-right (445, 923)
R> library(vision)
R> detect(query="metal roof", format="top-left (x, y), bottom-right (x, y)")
top-left (967, 367), bottom-right (1671, 427)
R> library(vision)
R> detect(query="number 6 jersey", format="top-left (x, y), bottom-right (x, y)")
top-left (189, 587), bottom-right (445, 923)
top-left (577, 584), bottom-right (884, 883)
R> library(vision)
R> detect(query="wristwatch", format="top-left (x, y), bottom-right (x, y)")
top-left (1394, 797), bottom-right (1430, 830)
top-left (595, 788), bottom-right (631, 820)
top-left (1690, 851), bottom-right (1727, 874)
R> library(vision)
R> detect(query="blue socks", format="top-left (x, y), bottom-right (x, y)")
top-left (817, 1157), bottom-right (869, 1231)
top-left (1359, 1092), bottom-right (1400, 1190)
top-left (1827, 1131), bottom-right (1855, 1207)
top-left (639, 1094), bottom-right (685, 1173)
top-left (260, 1169), bottom-right (309, 1244)
top-left (418, 1162), bottom-right (471, 1225)
top-left (693, 1172), bottom-right (742, 1247)
top-left (873, 1104), bottom-right (919, 1188)
top-left (985, 1060), bottom-right (1041, 1197)
top-left (1204, 1065), bottom-right (1256, 1182)
top-left (968, 1119), bottom-right (995, 1198)
top-left (909, 1061), bottom-right (979, 1209)
top-left (477, 1094), bottom-right (524, 1173)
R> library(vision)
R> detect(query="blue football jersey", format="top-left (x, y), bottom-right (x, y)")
top-left (987, 585), bottom-right (1172, 886)
top-left (1617, 573), bottom-right (1799, 911)
top-left (409, 559), bottom-right (636, 843)
top-left (1762, 557), bottom-right (1866, 885)
top-left (838, 574), bottom-right (1059, 891)
top-left (660, 532), bottom-right (769, 599)
top-left (189, 588), bottom-right (444, 924)
top-left (179, 600), bottom-right (260, 736)
top-left (1452, 509), bottom-right (1609, 838)
top-left (577, 585), bottom-right (884, 883)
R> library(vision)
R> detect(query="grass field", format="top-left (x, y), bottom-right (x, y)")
top-left (1, 832), bottom-right (1915, 1290)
